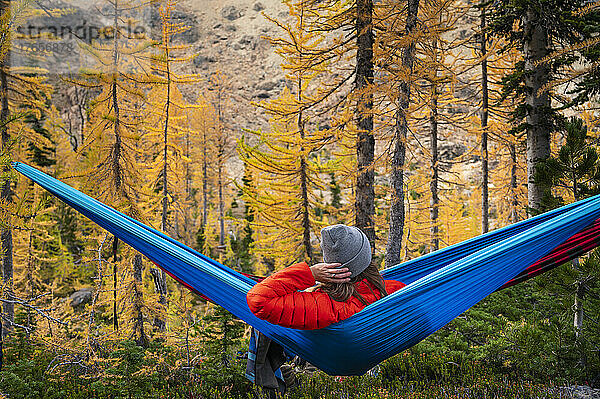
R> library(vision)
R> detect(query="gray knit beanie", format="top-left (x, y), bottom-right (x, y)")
top-left (320, 224), bottom-right (372, 277)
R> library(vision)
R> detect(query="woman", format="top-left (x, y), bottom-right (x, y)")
top-left (246, 224), bottom-right (406, 330)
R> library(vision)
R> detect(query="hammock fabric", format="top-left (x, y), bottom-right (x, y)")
top-left (12, 162), bottom-right (600, 376)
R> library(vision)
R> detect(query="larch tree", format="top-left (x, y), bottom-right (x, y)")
top-left (3, 96), bottom-right (61, 343)
top-left (0, 0), bottom-right (56, 337)
top-left (205, 71), bottom-right (236, 254)
top-left (68, 0), bottom-right (154, 337)
top-left (408, 0), bottom-right (469, 252)
top-left (355, 0), bottom-right (376, 247)
top-left (486, 38), bottom-right (528, 226)
top-left (240, 2), bottom-right (337, 270)
top-left (265, 0), bottom-right (398, 251)
top-left (143, 0), bottom-right (201, 331)
top-left (376, 0), bottom-right (421, 267)
top-left (0, 0), bottom-right (13, 338)
top-left (178, 98), bottom-right (211, 251)
top-left (459, 2), bottom-right (526, 230)
top-left (186, 95), bottom-right (216, 253)
top-left (377, 0), bottom-right (467, 261)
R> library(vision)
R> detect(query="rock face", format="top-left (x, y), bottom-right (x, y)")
top-left (145, 6), bottom-right (200, 43)
top-left (69, 288), bottom-right (93, 308)
top-left (177, 0), bottom-right (290, 134)
top-left (46, 0), bottom-right (289, 140)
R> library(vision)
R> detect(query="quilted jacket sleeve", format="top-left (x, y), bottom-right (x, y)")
top-left (246, 262), bottom-right (408, 330)
top-left (385, 279), bottom-right (407, 294)
top-left (246, 262), bottom-right (348, 330)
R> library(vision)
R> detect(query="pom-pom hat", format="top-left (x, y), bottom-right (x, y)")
top-left (320, 224), bottom-right (372, 277)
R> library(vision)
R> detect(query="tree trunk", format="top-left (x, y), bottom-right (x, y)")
top-left (510, 140), bottom-right (519, 224)
top-left (216, 86), bottom-right (226, 252)
top-left (481, 4), bottom-right (489, 233)
top-left (572, 257), bottom-right (587, 368)
top-left (429, 79), bottom-right (439, 252)
top-left (218, 160), bottom-right (225, 249)
top-left (153, 30), bottom-right (171, 332)
top-left (571, 188), bottom-right (586, 366)
top-left (0, 317), bottom-right (2, 370)
top-left (25, 231), bottom-right (33, 335)
top-left (150, 267), bottom-right (167, 332)
top-left (385, 0), bottom-right (419, 267)
top-left (184, 124), bottom-right (194, 244)
top-left (572, 258), bottom-right (584, 338)
top-left (0, 0), bottom-right (12, 337)
top-left (161, 84), bottom-right (170, 233)
top-left (110, 2), bottom-right (123, 332)
top-left (355, 0), bottom-right (375, 248)
top-left (573, 272), bottom-right (587, 368)
top-left (523, 7), bottom-right (551, 213)
top-left (132, 254), bottom-right (148, 347)
top-left (297, 73), bottom-right (313, 263)
top-left (112, 237), bottom-right (119, 331)
top-left (202, 118), bottom-right (208, 229)
top-left (299, 155), bottom-right (313, 263)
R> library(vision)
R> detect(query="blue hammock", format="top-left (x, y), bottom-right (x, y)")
top-left (11, 162), bottom-right (600, 375)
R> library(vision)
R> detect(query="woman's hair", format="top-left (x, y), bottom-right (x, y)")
top-left (320, 260), bottom-right (387, 305)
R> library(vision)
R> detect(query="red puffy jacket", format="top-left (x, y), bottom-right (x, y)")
top-left (246, 262), bottom-right (406, 330)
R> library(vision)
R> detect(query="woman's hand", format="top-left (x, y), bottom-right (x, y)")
top-left (310, 263), bottom-right (351, 284)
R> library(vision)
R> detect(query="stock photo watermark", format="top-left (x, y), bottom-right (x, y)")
top-left (11, 1), bottom-right (154, 75)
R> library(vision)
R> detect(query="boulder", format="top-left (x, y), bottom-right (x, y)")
top-left (222, 5), bottom-right (242, 21)
top-left (253, 2), bottom-right (265, 11)
top-left (559, 386), bottom-right (600, 399)
top-left (256, 80), bottom-right (277, 91)
top-left (69, 288), bottom-right (93, 308)
top-left (238, 34), bottom-right (257, 50)
top-left (193, 54), bottom-right (217, 68)
top-left (255, 90), bottom-right (270, 98)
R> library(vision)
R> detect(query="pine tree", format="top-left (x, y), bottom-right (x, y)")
top-left (535, 116), bottom-right (600, 370)
top-left (490, 0), bottom-right (600, 213)
top-left (229, 167), bottom-right (256, 274)
top-left (198, 303), bottom-right (246, 393)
